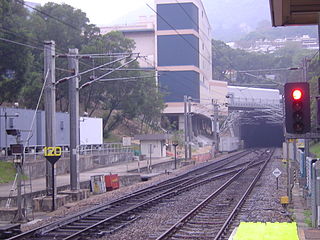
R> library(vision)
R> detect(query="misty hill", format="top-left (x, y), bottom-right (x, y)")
top-left (112, 0), bottom-right (317, 42)
top-left (202, 0), bottom-right (270, 41)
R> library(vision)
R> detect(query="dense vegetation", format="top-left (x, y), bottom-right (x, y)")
top-left (212, 39), bottom-right (318, 89)
top-left (1, 1), bottom-right (319, 137)
top-left (0, 0), bottom-right (164, 137)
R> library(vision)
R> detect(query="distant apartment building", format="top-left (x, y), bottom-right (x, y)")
top-left (228, 35), bottom-right (318, 53)
top-left (101, 0), bottom-right (227, 136)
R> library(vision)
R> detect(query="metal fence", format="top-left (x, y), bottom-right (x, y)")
top-left (229, 97), bottom-right (281, 108)
top-left (0, 143), bottom-right (133, 161)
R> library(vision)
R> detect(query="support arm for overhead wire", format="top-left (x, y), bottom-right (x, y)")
top-left (55, 54), bottom-right (133, 85)
top-left (79, 55), bottom-right (140, 89)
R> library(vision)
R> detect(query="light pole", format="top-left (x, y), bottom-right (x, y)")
top-left (0, 111), bottom-right (19, 159)
top-left (173, 143), bottom-right (178, 169)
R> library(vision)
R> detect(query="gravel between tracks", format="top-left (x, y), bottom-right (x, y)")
top-left (21, 149), bottom-right (285, 240)
top-left (21, 161), bottom-right (200, 232)
top-left (104, 175), bottom-right (231, 240)
top-left (103, 150), bottom-right (270, 240)
top-left (235, 148), bottom-right (291, 223)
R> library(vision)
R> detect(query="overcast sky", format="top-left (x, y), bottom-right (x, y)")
top-left (30, 0), bottom-right (154, 25)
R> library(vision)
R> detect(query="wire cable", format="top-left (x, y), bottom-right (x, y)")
top-left (16, 0), bottom-right (81, 32)
top-left (25, 69), bottom-right (49, 146)
top-left (0, 27), bottom-right (43, 49)
top-left (146, 3), bottom-right (212, 66)
top-left (80, 56), bottom-right (139, 89)
top-left (174, 0), bottom-right (212, 44)
top-left (0, 36), bottom-right (43, 51)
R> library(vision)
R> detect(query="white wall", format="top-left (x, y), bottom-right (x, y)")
top-left (228, 86), bottom-right (281, 103)
top-left (124, 31), bottom-right (155, 68)
top-left (80, 117), bottom-right (103, 145)
top-left (141, 140), bottom-right (164, 158)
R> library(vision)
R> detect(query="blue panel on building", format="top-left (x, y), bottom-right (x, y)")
top-left (158, 34), bottom-right (199, 67)
top-left (159, 71), bottom-right (200, 102)
top-left (157, 3), bottom-right (199, 32)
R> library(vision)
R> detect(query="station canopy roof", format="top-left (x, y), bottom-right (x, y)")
top-left (269, 0), bottom-right (320, 26)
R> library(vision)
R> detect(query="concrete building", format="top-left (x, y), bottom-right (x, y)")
top-left (100, 16), bottom-right (156, 69)
top-left (135, 134), bottom-right (170, 158)
top-left (227, 35), bottom-right (319, 53)
top-left (101, 0), bottom-right (216, 140)
top-left (0, 107), bottom-right (103, 152)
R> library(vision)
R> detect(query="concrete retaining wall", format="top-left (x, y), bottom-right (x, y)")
top-left (23, 152), bottom-right (134, 179)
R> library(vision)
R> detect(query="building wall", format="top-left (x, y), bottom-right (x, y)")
top-left (123, 31), bottom-right (155, 68)
top-left (228, 86), bottom-right (281, 103)
top-left (100, 0), bottom-right (214, 120)
top-left (100, 16), bottom-right (156, 69)
top-left (156, 0), bottom-right (212, 115)
top-left (140, 140), bottom-right (165, 158)
top-left (0, 107), bottom-right (102, 149)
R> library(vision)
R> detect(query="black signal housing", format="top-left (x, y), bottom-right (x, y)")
top-left (284, 82), bottom-right (311, 134)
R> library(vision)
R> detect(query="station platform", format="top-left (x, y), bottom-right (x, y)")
top-left (292, 183), bottom-right (320, 240)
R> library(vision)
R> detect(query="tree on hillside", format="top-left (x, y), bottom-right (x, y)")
top-left (18, 2), bottom-right (100, 109)
top-left (0, 0), bottom-right (35, 105)
top-left (79, 31), bottom-right (165, 137)
top-left (212, 39), bottom-right (315, 86)
top-left (27, 2), bottom-right (99, 51)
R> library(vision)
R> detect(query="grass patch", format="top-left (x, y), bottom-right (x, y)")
top-left (303, 210), bottom-right (312, 227)
top-left (310, 142), bottom-right (320, 157)
top-left (0, 162), bottom-right (17, 183)
top-left (104, 134), bottom-right (121, 143)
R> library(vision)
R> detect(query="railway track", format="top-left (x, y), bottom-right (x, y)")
top-left (7, 149), bottom-right (263, 240)
top-left (156, 148), bottom-right (274, 240)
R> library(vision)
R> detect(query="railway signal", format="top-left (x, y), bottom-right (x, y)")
top-left (284, 82), bottom-right (311, 134)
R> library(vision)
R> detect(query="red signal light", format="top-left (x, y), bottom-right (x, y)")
top-left (292, 89), bottom-right (302, 100)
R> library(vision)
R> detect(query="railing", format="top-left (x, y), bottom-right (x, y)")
top-left (229, 97), bottom-right (281, 108)
top-left (0, 143), bottom-right (133, 161)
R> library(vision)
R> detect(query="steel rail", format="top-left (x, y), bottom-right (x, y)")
top-left (213, 148), bottom-right (275, 240)
top-left (62, 168), bottom-right (242, 239)
top-left (156, 148), bottom-right (273, 240)
top-left (7, 150), bottom-right (253, 240)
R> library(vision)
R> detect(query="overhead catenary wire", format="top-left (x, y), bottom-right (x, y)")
top-left (99, 75), bottom-right (158, 82)
top-left (25, 70), bottom-right (50, 145)
top-left (80, 56), bottom-right (139, 89)
top-left (16, 0), bottom-right (82, 32)
top-left (0, 36), bottom-right (43, 51)
top-left (55, 54), bottom-right (131, 85)
top-left (174, 0), bottom-right (212, 46)
top-left (0, 27), bottom-right (44, 49)
top-left (146, 3), bottom-right (212, 66)
top-left (140, 56), bottom-right (206, 97)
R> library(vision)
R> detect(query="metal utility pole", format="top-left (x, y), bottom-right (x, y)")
top-left (286, 139), bottom-right (292, 202)
top-left (68, 49), bottom-right (80, 191)
top-left (184, 95), bottom-right (188, 161)
top-left (188, 96), bottom-right (192, 160)
top-left (44, 41), bottom-right (56, 195)
top-left (213, 101), bottom-right (219, 152)
top-left (302, 57), bottom-right (310, 158)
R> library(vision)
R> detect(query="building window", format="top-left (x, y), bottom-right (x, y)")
top-left (9, 118), bottom-right (14, 128)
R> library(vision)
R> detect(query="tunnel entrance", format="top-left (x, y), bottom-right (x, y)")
top-left (240, 122), bottom-right (284, 148)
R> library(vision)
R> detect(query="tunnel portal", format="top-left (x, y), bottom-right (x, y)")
top-left (240, 122), bottom-right (284, 148)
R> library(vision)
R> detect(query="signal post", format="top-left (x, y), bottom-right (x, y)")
top-left (283, 82), bottom-right (311, 203)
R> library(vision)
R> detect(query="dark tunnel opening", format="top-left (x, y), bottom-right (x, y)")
top-left (240, 122), bottom-right (284, 148)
